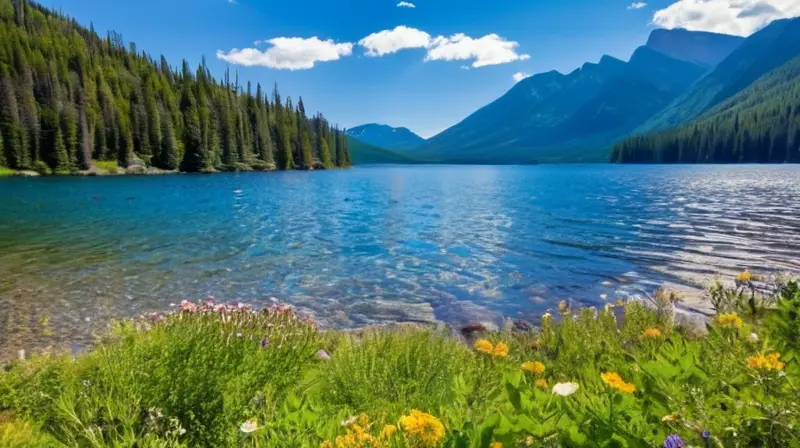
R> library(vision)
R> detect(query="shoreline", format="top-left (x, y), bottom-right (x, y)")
top-left (2, 274), bottom-right (797, 447)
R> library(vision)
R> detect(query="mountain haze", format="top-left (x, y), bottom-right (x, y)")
top-left (645, 28), bottom-right (744, 68)
top-left (638, 18), bottom-right (800, 135)
top-left (415, 28), bottom-right (744, 163)
top-left (346, 136), bottom-right (417, 165)
top-left (346, 124), bottom-right (426, 151)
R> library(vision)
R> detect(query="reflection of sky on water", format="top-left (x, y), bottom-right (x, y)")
top-left (1, 165), bottom-right (799, 357)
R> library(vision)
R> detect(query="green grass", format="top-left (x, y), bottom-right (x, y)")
top-left (1, 276), bottom-right (799, 447)
top-left (0, 166), bottom-right (17, 176)
top-left (92, 160), bottom-right (120, 174)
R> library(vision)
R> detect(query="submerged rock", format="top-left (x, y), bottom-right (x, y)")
top-left (347, 299), bottom-right (437, 324)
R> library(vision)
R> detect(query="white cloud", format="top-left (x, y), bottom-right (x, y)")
top-left (397, 1), bottom-right (416, 7)
top-left (653, 0), bottom-right (800, 36)
top-left (512, 72), bottom-right (531, 82)
top-left (425, 33), bottom-right (530, 68)
top-left (358, 26), bottom-right (431, 56)
top-left (627, 2), bottom-right (647, 9)
top-left (217, 37), bottom-right (353, 70)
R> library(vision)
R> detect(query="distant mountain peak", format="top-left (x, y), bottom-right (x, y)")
top-left (346, 124), bottom-right (426, 151)
top-left (646, 28), bottom-right (744, 67)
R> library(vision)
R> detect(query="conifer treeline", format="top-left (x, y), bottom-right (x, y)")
top-left (610, 56), bottom-right (800, 164)
top-left (0, 0), bottom-right (350, 174)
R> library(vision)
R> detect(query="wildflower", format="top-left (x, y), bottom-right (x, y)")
top-left (491, 443), bottom-right (503, 448)
top-left (615, 299), bottom-right (625, 307)
top-left (380, 424), bottom-right (397, 439)
top-left (748, 333), bottom-right (759, 343)
top-left (736, 270), bottom-right (752, 282)
top-left (320, 442), bottom-right (333, 448)
top-left (492, 342), bottom-right (509, 358)
top-left (535, 378), bottom-right (548, 389)
top-left (663, 434), bottom-right (685, 448)
top-left (399, 410), bottom-right (445, 447)
top-left (558, 300), bottom-right (569, 313)
top-left (521, 361), bottom-right (546, 375)
top-left (240, 419), bottom-right (258, 433)
top-left (474, 339), bottom-right (494, 354)
top-left (601, 372), bottom-right (636, 394)
top-left (642, 328), bottom-right (663, 339)
top-left (179, 300), bottom-right (198, 313)
top-left (702, 430), bottom-right (710, 439)
top-left (746, 352), bottom-right (784, 371)
top-left (661, 414), bottom-right (679, 423)
top-left (715, 313), bottom-right (743, 329)
top-left (340, 416), bottom-right (358, 427)
top-left (552, 382), bottom-right (579, 396)
top-left (542, 312), bottom-right (552, 321)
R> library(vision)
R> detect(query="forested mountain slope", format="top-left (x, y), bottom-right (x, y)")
top-left (637, 18), bottom-right (800, 134)
top-left (346, 136), bottom-right (418, 165)
top-left (0, 0), bottom-right (350, 175)
top-left (611, 56), bottom-right (800, 163)
top-left (415, 28), bottom-right (741, 163)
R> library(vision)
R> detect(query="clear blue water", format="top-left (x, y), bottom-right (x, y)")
top-left (1, 165), bottom-right (799, 356)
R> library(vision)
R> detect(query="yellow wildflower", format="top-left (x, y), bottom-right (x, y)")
top-left (601, 371), bottom-right (636, 394)
top-left (320, 441), bottom-right (333, 448)
top-left (535, 378), bottom-right (548, 389)
top-left (400, 410), bottom-right (445, 447)
top-left (521, 361), bottom-right (546, 375)
top-left (661, 414), bottom-right (679, 423)
top-left (491, 443), bottom-right (503, 448)
top-left (736, 270), bottom-right (752, 282)
top-left (380, 424), bottom-right (397, 440)
top-left (492, 342), bottom-right (509, 358)
top-left (715, 313), bottom-right (743, 329)
top-left (746, 352), bottom-right (784, 371)
top-left (558, 300), bottom-right (569, 313)
top-left (642, 328), bottom-right (663, 339)
top-left (615, 299), bottom-right (625, 307)
top-left (474, 339), bottom-right (494, 354)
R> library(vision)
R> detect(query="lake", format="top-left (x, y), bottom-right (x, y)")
top-left (1, 165), bottom-right (799, 357)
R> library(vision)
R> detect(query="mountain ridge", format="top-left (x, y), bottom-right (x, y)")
top-left (346, 124), bottom-right (426, 151)
top-left (415, 28), bottom-right (741, 163)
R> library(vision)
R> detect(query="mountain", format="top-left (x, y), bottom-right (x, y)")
top-left (612, 55), bottom-right (800, 163)
top-left (638, 18), bottom-right (800, 134)
top-left (645, 28), bottom-right (744, 68)
top-left (347, 136), bottom-right (418, 165)
top-left (0, 0), bottom-right (351, 175)
top-left (346, 124), bottom-right (426, 151)
top-left (416, 32), bottom-right (725, 163)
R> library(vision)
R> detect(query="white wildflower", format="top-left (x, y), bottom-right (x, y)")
top-left (552, 382), bottom-right (579, 397)
top-left (240, 419), bottom-right (258, 433)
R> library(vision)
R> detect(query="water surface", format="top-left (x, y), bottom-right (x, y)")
top-left (1, 165), bottom-right (799, 357)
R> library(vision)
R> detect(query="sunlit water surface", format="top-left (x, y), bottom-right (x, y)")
top-left (1, 165), bottom-right (799, 357)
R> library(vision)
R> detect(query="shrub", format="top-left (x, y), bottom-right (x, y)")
top-left (92, 160), bottom-right (119, 174)
top-left (319, 327), bottom-right (478, 415)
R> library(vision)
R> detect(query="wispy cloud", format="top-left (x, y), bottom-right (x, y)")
top-left (627, 2), bottom-right (647, 9)
top-left (217, 37), bottom-right (353, 70)
top-left (425, 33), bottom-right (530, 68)
top-left (653, 0), bottom-right (800, 36)
top-left (359, 26), bottom-right (431, 56)
top-left (396, 1), bottom-right (416, 7)
top-left (512, 72), bottom-right (531, 82)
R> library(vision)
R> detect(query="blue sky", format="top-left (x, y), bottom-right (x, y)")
top-left (38, 0), bottom-right (800, 138)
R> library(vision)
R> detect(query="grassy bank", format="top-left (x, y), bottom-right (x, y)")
top-left (1, 273), bottom-right (798, 447)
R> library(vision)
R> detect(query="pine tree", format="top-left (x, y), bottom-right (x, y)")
top-left (300, 129), bottom-right (313, 169)
top-left (0, 2), bottom-right (351, 173)
top-left (159, 109), bottom-right (179, 170)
